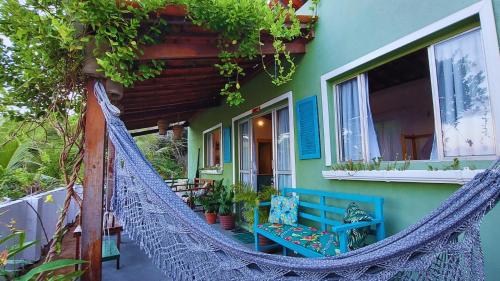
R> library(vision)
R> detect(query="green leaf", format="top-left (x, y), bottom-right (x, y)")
top-left (14, 259), bottom-right (87, 281)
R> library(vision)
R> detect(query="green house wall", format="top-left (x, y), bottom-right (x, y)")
top-left (187, 0), bottom-right (500, 279)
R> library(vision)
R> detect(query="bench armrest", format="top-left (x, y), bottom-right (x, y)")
top-left (332, 219), bottom-right (382, 233)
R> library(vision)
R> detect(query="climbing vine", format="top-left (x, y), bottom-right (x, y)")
top-left (1, 0), bottom-right (319, 115)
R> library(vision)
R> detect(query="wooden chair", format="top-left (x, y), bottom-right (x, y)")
top-left (401, 134), bottom-right (432, 160)
top-left (74, 212), bottom-right (123, 270)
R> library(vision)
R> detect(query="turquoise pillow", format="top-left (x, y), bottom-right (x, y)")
top-left (343, 202), bottom-right (373, 250)
top-left (268, 195), bottom-right (299, 226)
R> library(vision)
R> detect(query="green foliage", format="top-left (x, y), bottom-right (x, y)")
top-left (233, 184), bottom-right (277, 231)
top-left (218, 184), bottom-right (234, 216)
top-left (331, 157), bottom-right (413, 172)
top-left (427, 158), bottom-right (477, 171)
top-left (135, 133), bottom-right (186, 179)
top-left (0, 0), bottom-right (319, 117)
top-left (0, 119), bottom-right (65, 201)
top-left (186, 0), bottom-right (317, 105)
top-left (0, 228), bottom-right (85, 281)
top-left (195, 180), bottom-right (224, 214)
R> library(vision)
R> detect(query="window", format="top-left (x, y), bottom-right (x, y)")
top-left (431, 30), bottom-right (495, 158)
top-left (334, 28), bottom-right (497, 162)
top-left (204, 126), bottom-right (222, 168)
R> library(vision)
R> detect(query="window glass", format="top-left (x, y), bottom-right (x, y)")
top-left (434, 29), bottom-right (495, 157)
top-left (204, 128), bottom-right (221, 168)
top-left (337, 78), bottom-right (363, 161)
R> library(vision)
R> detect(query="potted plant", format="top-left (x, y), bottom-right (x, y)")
top-left (196, 191), bottom-right (219, 224)
top-left (234, 184), bottom-right (277, 246)
top-left (218, 185), bottom-right (235, 230)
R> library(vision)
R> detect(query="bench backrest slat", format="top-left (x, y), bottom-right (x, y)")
top-left (281, 187), bottom-right (384, 230)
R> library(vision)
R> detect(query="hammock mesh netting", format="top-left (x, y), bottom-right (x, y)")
top-left (94, 82), bottom-right (500, 281)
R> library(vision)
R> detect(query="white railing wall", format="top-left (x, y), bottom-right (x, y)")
top-left (0, 186), bottom-right (82, 262)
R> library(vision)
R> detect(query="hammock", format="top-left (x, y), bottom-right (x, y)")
top-left (94, 81), bottom-right (500, 281)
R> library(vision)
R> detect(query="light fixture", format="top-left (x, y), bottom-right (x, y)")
top-left (257, 120), bottom-right (265, 127)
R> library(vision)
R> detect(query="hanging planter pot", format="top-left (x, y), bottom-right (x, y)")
top-left (172, 125), bottom-right (184, 140)
top-left (158, 120), bottom-right (168, 135)
top-left (82, 38), bottom-right (106, 78)
top-left (105, 80), bottom-right (124, 101)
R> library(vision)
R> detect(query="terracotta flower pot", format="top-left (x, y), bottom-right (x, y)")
top-left (205, 212), bottom-right (217, 224)
top-left (258, 234), bottom-right (273, 246)
top-left (219, 215), bottom-right (235, 230)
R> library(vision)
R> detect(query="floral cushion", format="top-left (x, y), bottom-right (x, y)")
top-left (258, 223), bottom-right (340, 256)
top-left (343, 202), bottom-right (373, 250)
top-left (268, 195), bottom-right (299, 226)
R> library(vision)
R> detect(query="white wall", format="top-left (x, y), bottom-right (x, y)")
top-left (0, 186), bottom-right (81, 263)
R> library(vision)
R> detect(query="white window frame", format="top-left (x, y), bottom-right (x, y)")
top-left (322, 0), bottom-right (500, 165)
top-left (202, 123), bottom-right (223, 172)
top-left (231, 92), bottom-right (296, 187)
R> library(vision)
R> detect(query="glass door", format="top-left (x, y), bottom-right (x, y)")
top-left (239, 106), bottom-right (293, 191)
top-left (239, 120), bottom-right (252, 187)
top-left (274, 107), bottom-right (292, 190)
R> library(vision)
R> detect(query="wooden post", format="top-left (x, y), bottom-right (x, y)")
top-left (81, 79), bottom-right (106, 281)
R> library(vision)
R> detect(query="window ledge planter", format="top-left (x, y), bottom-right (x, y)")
top-left (200, 169), bottom-right (223, 175)
top-left (322, 169), bottom-right (484, 184)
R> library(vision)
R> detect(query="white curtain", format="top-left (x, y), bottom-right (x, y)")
top-left (434, 29), bottom-right (495, 157)
top-left (240, 122), bottom-right (251, 185)
top-left (364, 77), bottom-right (381, 160)
top-left (338, 78), bottom-right (363, 161)
top-left (276, 107), bottom-right (292, 189)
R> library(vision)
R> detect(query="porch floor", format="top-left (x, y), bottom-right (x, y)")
top-left (102, 214), bottom-right (257, 280)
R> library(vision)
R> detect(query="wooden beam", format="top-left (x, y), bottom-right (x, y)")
top-left (124, 84), bottom-right (222, 97)
top-left (129, 78), bottom-right (226, 92)
top-left (139, 40), bottom-right (306, 60)
top-left (123, 96), bottom-right (219, 112)
top-left (81, 80), bottom-right (106, 281)
top-left (123, 111), bottom-right (196, 128)
top-left (122, 101), bottom-right (217, 121)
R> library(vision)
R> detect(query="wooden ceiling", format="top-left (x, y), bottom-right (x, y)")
top-left (118, 3), bottom-right (314, 130)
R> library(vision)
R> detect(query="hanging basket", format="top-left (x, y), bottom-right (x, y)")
top-left (105, 80), bottom-right (124, 101)
top-left (158, 120), bottom-right (168, 135)
top-left (172, 125), bottom-right (184, 140)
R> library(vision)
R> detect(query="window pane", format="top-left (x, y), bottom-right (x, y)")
top-left (337, 78), bottom-right (363, 161)
top-left (277, 107), bottom-right (291, 171)
top-left (204, 128), bottom-right (221, 167)
top-left (240, 122), bottom-right (250, 171)
top-left (277, 174), bottom-right (292, 191)
top-left (434, 29), bottom-right (495, 157)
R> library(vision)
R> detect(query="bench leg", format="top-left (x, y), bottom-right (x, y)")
top-left (116, 257), bottom-right (120, 270)
top-left (376, 222), bottom-right (386, 241)
top-left (255, 233), bottom-right (260, 252)
top-left (339, 231), bottom-right (348, 254)
top-left (283, 247), bottom-right (287, 256)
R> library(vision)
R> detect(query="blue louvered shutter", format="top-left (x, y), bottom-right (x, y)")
top-left (296, 96), bottom-right (321, 159)
top-left (223, 127), bottom-right (232, 163)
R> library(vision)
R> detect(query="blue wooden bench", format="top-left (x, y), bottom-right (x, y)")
top-left (254, 188), bottom-right (385, 257)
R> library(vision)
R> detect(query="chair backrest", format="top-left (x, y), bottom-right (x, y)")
top-left (281, 188), bottom-right (384, 232)
top-left (194, 178), bottom-right (214, 185)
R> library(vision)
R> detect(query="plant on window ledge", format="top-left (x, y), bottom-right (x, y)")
top-left (427, 158), bottom-right (478, 171)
